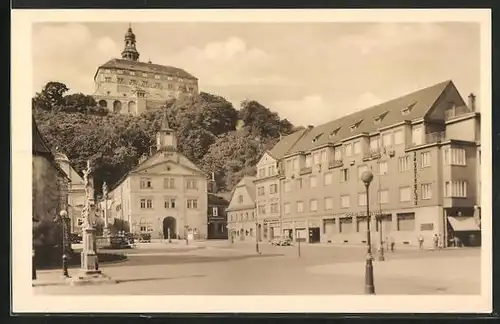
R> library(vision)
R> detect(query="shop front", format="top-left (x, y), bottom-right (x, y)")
top-left (445, 207), bottom-right (481, 247)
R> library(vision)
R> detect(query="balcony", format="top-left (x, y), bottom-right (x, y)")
top-left (424, 131), bottom-right (446, 145)
top-left (362, 149), bottom-right (382, 161)
top-left (300, 167), bottom-right (313, 175)
top-left (328, 160), bottom-right (343, 169)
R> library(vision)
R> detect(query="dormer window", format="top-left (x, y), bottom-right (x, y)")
top-left (401, 102), bottom-right (416, 115)
top-left (312, 133), bottom-right (323, 143)
top-left (350, 120), bottom-right (363, 132)
top-left (329, 127), bottom-right (341, 138)
top-left (374, 111), bottom-right (389, 124)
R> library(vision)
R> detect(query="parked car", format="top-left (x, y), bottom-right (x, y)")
top-left (69, 233), bottom-right (82, 244)
top-left (271, 237), bottom-right (292, 246)
top-left (139, 233), bottom-right (151, 243)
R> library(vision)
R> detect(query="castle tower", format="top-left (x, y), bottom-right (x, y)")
top-left (156, 112), bottom-right (177, 151)
top-left (121, 23), bottom-right (140, 61)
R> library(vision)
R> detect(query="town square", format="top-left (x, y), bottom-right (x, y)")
top-left (22, 14), bottom-right (487, 304)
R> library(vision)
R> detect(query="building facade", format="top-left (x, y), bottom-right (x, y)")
top-left (105, 113), bottom-right (208, 240)
top-left (226, 176), bottom-right (258, 241)
top-left (93, 25), bottom-right (199, 115)
top-left (253, 128), bottom-right (310, 241)
top-left (207, 193), bottom-right (230, 240)
top-left (264, 80), bottom-right (481, 248)
top-left (54, 152), bottom-right (86, 234)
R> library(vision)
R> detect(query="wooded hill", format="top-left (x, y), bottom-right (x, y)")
top-left (32, 82), bottom-right (301, 197)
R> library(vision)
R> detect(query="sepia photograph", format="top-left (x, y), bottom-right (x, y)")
top-left (11, 9), bottom-right (492, 313)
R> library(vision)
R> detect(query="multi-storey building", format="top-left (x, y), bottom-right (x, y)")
top-left (207, 193), bottom-right (230, 240)
top-left (105, 113), bottom-right (208, 240)
top-left (253, 128), bottom-right (310, 241)
top-left (226, 176), bottom-right (257, 241)
top-left (93, 25), bottom-right (199, 115)
top-left (266, 80), bottom-right (481, 247)
top-left (54, 152), bottom-right (86, 234)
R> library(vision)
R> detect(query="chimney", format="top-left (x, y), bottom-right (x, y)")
top-left (468, 93), bottom-right (476, 111)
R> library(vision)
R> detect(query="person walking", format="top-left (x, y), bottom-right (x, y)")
top-left (418, 234), bottom-right (424, 250)
top-left (438, 234), bottom-right (443, 251)
top-left (433, 234), bottom-right (439, 250)
top-left (389, 236), bottom-right (395, 252)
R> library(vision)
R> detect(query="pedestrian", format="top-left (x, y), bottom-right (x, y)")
top-left (385, 236), bottom-right (389, 251)
top-left (418, 234), bottom-right (424, 250)
top-left (453, 236), bottom-right (459, 248)
top-left (438, 234), bottom-right (443, 250)
top-left (433, 234), bottom-right (439, 250)
top-left (389, 236), bottom-right (395, 252)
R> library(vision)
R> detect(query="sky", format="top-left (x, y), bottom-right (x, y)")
top-left (32, 22), bottom-right (480, 126)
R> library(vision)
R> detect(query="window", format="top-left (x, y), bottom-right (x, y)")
top-left (310, 176), bottom-right (318, 188)
top-left (378, 161), bottom-right (388, 175)
top-left (284, 203), bottom-right (291, 214)
top-left (168, 84), bottom-right (173, 90)
top-left (399, 187), bottom-right (412, 202)
top-left (268, 166), bottom-right (274, 176)
top-left (284, 181), bottom-right (291, 192)
top-left (297, 201), bottom-right (304, 213)
top-left (293, 158), bottom-right (299, 171)
top-left (130, 71), bottom-right (135, 76)
top-left (258, 186), bottom-right (265, 196)
top-left (258, 205), bottom-right (266, 215)
top-left (313, 152), bottom-right (320, 166)
top-left (186, 179), bottom-right (198, 190)
top-left (117, 77), bottom-right (124, 84)
top-left (324, 173), bottom-right (332, 185)
top-left (259, 168), bottom-right (266, 178)
top-left (140, 199), bottom-right (146, 209)
top-left (117, 70), bottom-right (123, 74)
top-left (269, 184), bottom-right (278, 194)
top-left (358, 193), bottom-right (367, 206)
top-left (382, 133), bottom-right (392, 147)
top-left (270, 203), bottom-right (279, 213)
top-left (421, 151), bottom-right (431, 168)
top-left (212, 207), bottom-right (218, 216)
top-left (154, 74), bottom-right (161, 79)
top-left (334, 148), bottom-right (342, 160)
top-left (412, 127), bottom-right (423, 146)
top-left (104, 69), bottom-right (111, 74)
top-left (340, 168), bottom-right (349, 182)
top-left (187, 199), bottom-right (198, 209)
top-left (309, 199), bottom-right (318, 212)
top-left (394, 130), bottom-right (404, 145)
top-left (369, 137), bottom-right (379, 150)
top-left (340, 195), bottom-right (350, 208)
top-left (397, 212), bottom-right (415, 231)
top-left (358, 165), bottom-right (369, 179)
top-left (398, 156), bottom-right (411, 172)
top-left (104, 76), bottom-right (112, 82)
top-left (421, 183), bottom-right (432, 200)
top-left (444, 148), bottom-right (466, 166)
top-left (155, 82), bottom-right (161, 89)
top-left (164, 198), bottom-right (176, 208)
top-left (164, 178), bottom-right (175, 189)
top-left (339, 217), bottom-right (353, 233)
top-left (237, 195), bottom-right (243, 203)
top-left (345, 143), bottom-right (353, 157)
top-left (353, 141), bottom-right (361, 155)
top-left (445, 181), bottom-right (467, 197)
top-left (324, 197), bottom-right (333, 210)
top-left (140, 178), bottom-right (153, 189)
top-left (296, 178), bottom-right (303, 189)
top-left (378, 190), bottom-right (389, 204)
top-left (305, 154), bottom-right (313, 168)
top-left (140, 198), bottom-right (153, 209)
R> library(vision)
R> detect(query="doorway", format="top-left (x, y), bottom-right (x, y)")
top-left (163, 217), bottom-right (176, 239)
top-left (309, 227), bottom-right (320, 243)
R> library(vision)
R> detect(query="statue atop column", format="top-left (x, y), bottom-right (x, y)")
top-left (81, 160), bottom-right (94, 229)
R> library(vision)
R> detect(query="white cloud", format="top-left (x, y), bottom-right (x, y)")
top-left (270, 95), bottom-right (334, 126)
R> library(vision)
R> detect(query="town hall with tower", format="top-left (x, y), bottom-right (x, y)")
top-left (103, 112), bottom-right (209, 240)
top-left (93, 24), bottom-right (199, 115)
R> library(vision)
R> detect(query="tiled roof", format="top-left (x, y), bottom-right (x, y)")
top-left (32, 116), bottom-right (52, 155)
top-left (268, 128), bottom-right (310, 158)
top-left (236, 176), bottom-right (257, 202)
top-left (287, 80), bottom-right (453, 155)
top-left (208, 193), bottom-right (230, 206)
top-left (96, 58), bottom-right (197, 80)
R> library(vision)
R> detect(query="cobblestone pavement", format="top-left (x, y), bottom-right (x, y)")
top-left (34, 242), bottom-right (480, 295)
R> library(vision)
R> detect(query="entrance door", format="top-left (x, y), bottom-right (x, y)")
top-left (309, 227), bottom-right (320, 243)
top-left (163, 217), bottom-right (176, 239)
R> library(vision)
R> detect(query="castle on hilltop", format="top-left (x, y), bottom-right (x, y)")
top-left (93, 24), bottom-right (199, 116)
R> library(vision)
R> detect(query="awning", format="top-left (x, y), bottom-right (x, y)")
top-left (447, 216), bottom-right (480, 232)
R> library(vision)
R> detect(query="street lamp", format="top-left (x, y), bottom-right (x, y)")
top-left (55, 210), bottom-right (70, 278)
top-left (361, 170), bottom-right (375, 295)
top-left (255, 221), bottom-right (260, 254)
top-left (376, 214), bottom-right (385, 261)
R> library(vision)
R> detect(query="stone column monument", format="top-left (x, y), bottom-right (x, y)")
top-left (70, 160), bottom-right (115, 285)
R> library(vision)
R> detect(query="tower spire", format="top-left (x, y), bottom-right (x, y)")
top-left (121, 23), bottom-right (140, 61)
top-left (156, 111), bottom-right (177, 151)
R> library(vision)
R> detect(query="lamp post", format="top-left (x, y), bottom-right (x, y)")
top-left (377, 214), bottom-right (385, 261)
top-left (32, 217), bottom-right (39, 280)
top-left (361, 170), bottom-right (375, 294)
top-left (255, 221), bottom-right (260, 254)
top-left (55, 210), bottom-right (70, 278)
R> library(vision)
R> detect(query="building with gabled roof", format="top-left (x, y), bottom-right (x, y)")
top-left (226, 176), bottom-right (259, 241)
top-left (264, 80), bottom-right (481, 247)
top-left (93, 24), bottom-right (198, 116)
top-left (104, 112), bottom-right (209, 240)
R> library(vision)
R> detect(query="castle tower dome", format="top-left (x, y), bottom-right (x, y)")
top-left (121, 23), bottom-right (140, 61)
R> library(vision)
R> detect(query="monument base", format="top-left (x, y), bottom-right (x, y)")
top-left (69, 269), bottom-right (117, 286)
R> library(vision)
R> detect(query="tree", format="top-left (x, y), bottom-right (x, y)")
top-left (32, 82), bottom-right (69, 111)
top-left (239, 100), bottom-right (295, 140)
